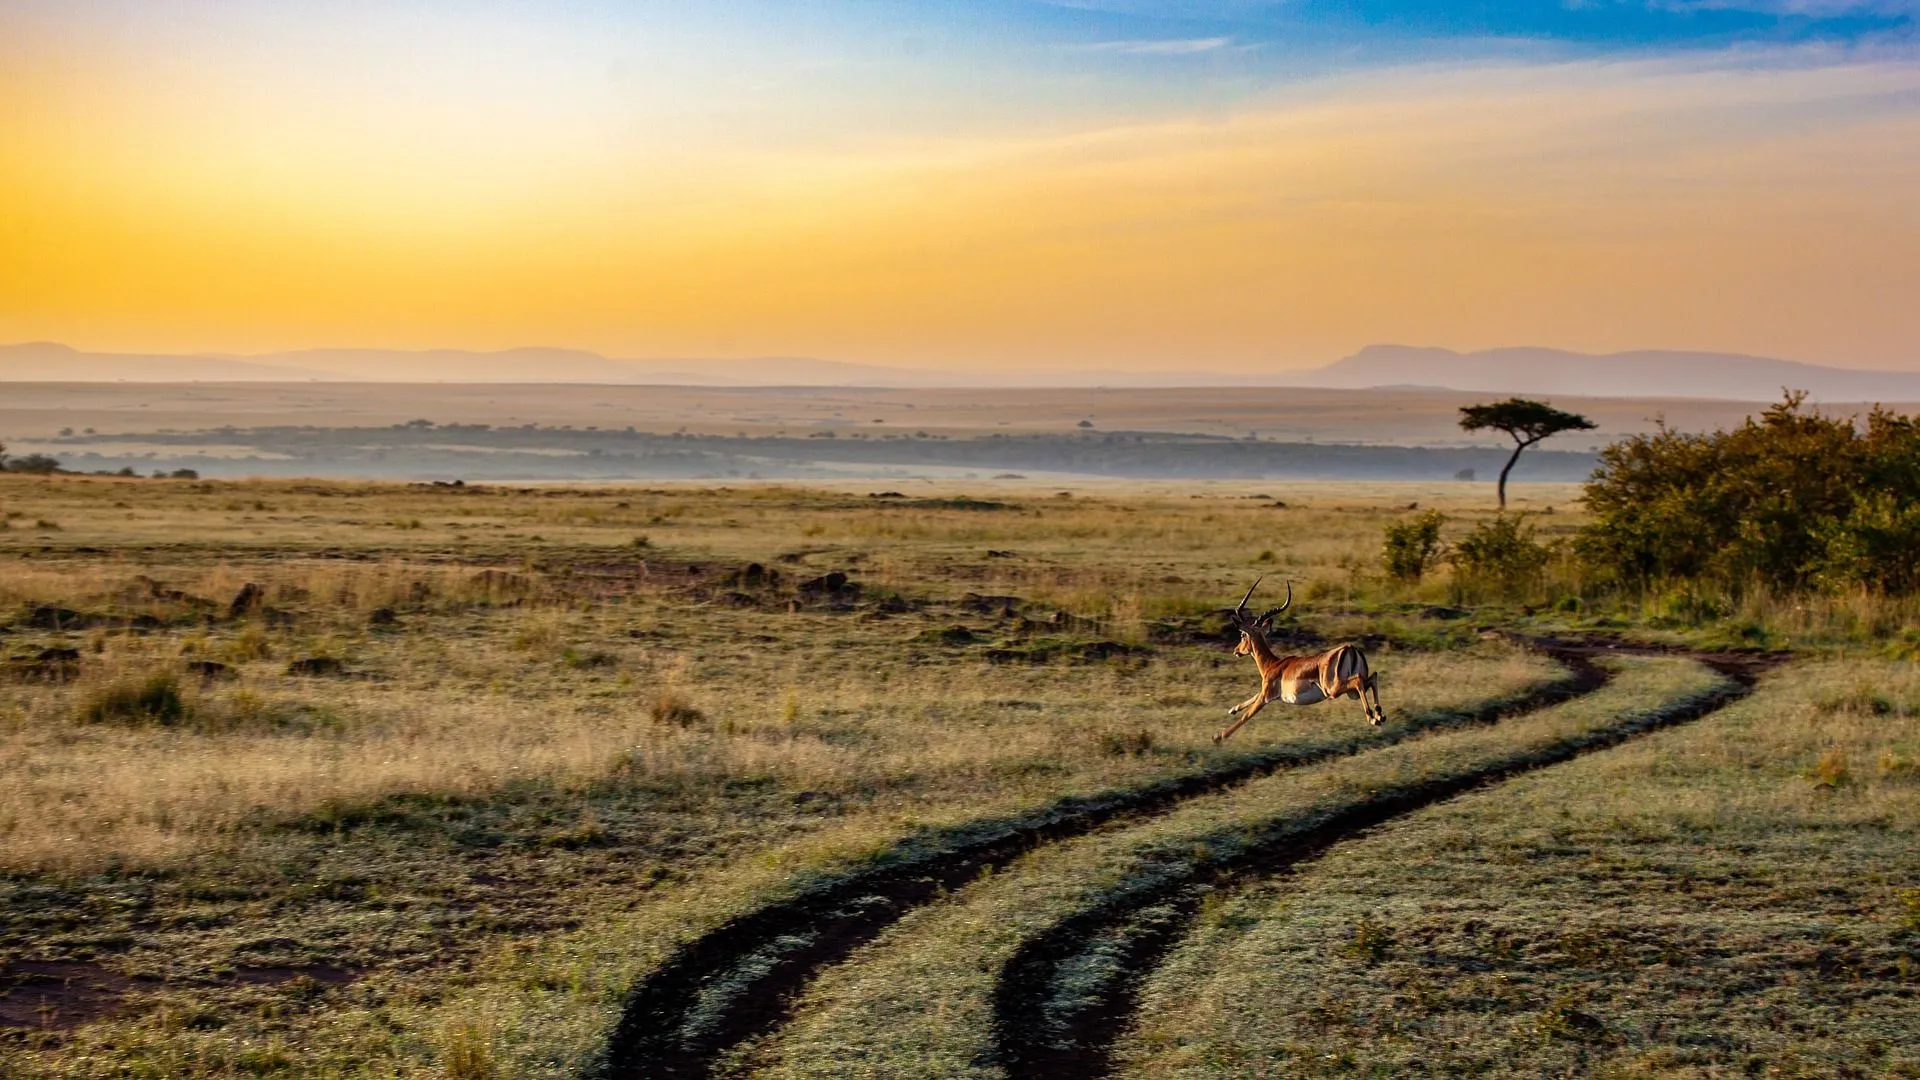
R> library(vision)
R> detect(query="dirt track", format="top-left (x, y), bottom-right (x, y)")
top-left (988, 644), bottom-right (1779, 1079)
top-left (595, 643), bottom-right (1618, 1079)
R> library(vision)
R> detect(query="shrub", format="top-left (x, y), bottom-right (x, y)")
top-left (1452, 514), bottom-right (1549, 591)
top-left (1340, 916), bottom-right (1396, 964)
top-left (1580, 392), bottom-right (1920, 593)
top-left (1382, 510), bottom-right (1446, 582)
top-left (5, 453), bottom-right (62, 475)
top-left (1813, 493), bottom-right (1920, 595)
top-left (650, 692), bottom-right (703, 727)
top-left (75, 669), bottom-right (190, 726)
top-left (440, 1021), bottom-right (499, 1080)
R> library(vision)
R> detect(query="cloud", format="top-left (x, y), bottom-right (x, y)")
top-left (5, 12), bottom-right (1916, 369)
top-left (1069, 36), bottom-right (1235, 55)
top-left (1656, 0), bottom-right (1919, 13)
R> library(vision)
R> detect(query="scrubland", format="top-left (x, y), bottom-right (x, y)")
top-left (0, 474), bottom-right (1911, 1078)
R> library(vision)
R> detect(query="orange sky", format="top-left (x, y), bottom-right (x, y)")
top-left (3, 4), bottom-right (1917, 372)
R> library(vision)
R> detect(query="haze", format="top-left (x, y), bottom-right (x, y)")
top-left (3, 2), bottom-right (1918, 375)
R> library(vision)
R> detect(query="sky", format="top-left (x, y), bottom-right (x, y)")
top-left (2, 1), bottom-right (1917, 373)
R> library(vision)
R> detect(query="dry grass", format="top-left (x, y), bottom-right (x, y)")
top-left (752, 658), bottom-right (1724, 1079)
top-left (0, 475), bottom-right (1564, 876)
top-left (1119, 659), bottom-right (1920, 1077)
top-left (0, 473), bottom-right (1572, 1078)
top-left (0, 472), bottom-right (1906, 1079)
top-left (0, 380), bottom-right (1805, 448)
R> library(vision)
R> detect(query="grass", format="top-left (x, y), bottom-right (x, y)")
top-left (0, 472), bottom-right (1908, 1078)
top-left (749, 657), bottom-right (1725, 1079)
top-left (0, 474), bottom-right (1559, 1076)
top-left (1118, 659), bottom-right (1920, 1077)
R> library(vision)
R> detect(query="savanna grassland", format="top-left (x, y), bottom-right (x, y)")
top-left (0, 474), bottom-right (1913, 1079)
top-left (0, 381), bottom-right (1854, 484)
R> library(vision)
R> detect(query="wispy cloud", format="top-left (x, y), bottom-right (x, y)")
top-left (1656, 0), bottom-right (1919, 13)
top-left (1069, 36), bottom-right (1234, 55)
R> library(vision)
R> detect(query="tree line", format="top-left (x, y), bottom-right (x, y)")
top-left (1401, 391), bottom-right (1920, 598)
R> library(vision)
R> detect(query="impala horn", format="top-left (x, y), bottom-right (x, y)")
top-left (1255, 581), bottom-right (1293, 627)
top-left (1232, 577), bottom-right (1263, 627)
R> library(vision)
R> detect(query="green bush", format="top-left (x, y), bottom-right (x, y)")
top-left (1452, 514), bottom-right (1549, 591)
top-left (4, 453), bottom-right (62, 475)
top-left (1580, 392), bottom-right (1920, 593)
top-left (1382, 510), bottom-right (1446, 582)
top-left (1813, 494), bottom-right (1920, 594)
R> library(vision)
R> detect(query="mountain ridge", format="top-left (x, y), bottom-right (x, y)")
top-left (1302, 344), bottom-right (1920, 402)
top-left (5, 341), bottom-right (1919, 400)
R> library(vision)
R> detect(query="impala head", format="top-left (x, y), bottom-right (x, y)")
top-left (1229, 578), bottom-right (1292, 654)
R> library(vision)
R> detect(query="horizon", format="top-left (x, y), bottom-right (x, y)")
top-left (4, 3), bottom-right (1917, 374)
top-left (2, 338), bottom-right (1904, 370)
top-left (8, 340), bottom-right (1920, 392)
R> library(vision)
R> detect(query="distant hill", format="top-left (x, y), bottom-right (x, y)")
top-left (0, 342), bottom-right (336, 382)
top-left (6, 340), bottom-right (1920, 398)
top-left (0, 343), bottom-right (970, 387)
top-left (1298, 345), bottom-right (1920, 402)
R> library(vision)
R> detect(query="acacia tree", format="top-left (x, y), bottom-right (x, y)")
top-left (1459, 398), bottom-right (1596, 509)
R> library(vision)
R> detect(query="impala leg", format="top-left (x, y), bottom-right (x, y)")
top-left (1365, 673), bottom-right (1384, 724)
top-left (1331, 674), bottom-right (1375, 724)
top-left (1225, 691), bottom-right (1262, 718)
top-left (1213, 696), bottom-right (1267, 744)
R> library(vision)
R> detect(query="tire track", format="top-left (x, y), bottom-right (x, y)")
top-left (986, 647), bottom-right (1782, 1080)
top-left (595, 649), bottom-right (1609, 1079)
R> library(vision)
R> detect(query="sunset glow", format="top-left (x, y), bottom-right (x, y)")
top-left (4, 2), bottom-right (1917, 371)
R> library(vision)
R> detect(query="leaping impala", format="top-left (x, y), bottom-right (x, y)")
top-left (1216, 578), bottom-right (1385, 743)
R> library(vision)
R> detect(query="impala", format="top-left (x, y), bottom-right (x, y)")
top-left (1216, 578), bottom-right (1384, 743)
